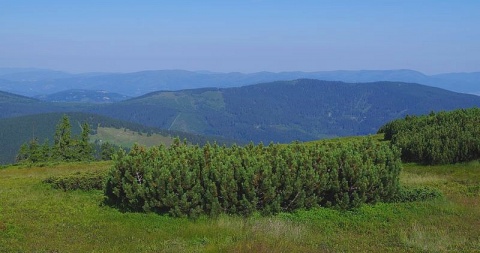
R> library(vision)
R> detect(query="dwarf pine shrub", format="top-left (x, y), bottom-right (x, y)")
top-left (104, 138), bottom-right (402, 217)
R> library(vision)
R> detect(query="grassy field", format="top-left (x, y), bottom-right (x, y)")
top-left (1, 160), bottom-right (479, 252)
top-left (92, 127), bottom-right (174, 148)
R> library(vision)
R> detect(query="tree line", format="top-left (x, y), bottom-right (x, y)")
top-left (16, 115), bottom-right (118, 163)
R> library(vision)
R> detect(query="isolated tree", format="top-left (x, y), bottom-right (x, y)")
top-left (40, 139), bottom-right (51, 161)
top-left (78, 122), bottom-right (94, 161)
top-left (16, 143), bottom-right (29, 163)
top-left (100, 142), bottom-right (116, 160)
top-left (27, 138), bottom-right (42, 163)
top-left (53, 115), bottom-right (73, 160)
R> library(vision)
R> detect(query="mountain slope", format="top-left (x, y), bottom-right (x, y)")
top-left (89, 79), bottom-right (480, 143)
top-left (0, 90), bottom-right (72, 119)
top-left (0, 90), bottom-right (38, 103)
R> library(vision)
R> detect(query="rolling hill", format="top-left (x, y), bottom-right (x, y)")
top-left (88, 79), bottom-right (480, 143)
top-left (0, 90), bottom-right (73, 119)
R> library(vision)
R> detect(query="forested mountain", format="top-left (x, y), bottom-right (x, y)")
top-left (0, 68), bottom-right (479, 97)
top-left (87, 80), bottom-right (480, 143)
top-left (0, 112), bottom-right (238, 164)
top-left (2, 79), bottom-right (480, 145)
top-left (36, 89), bottom-right (130, 103)
top-left (0, 90), bottom-right (74, 119)
top-left (0, 90), bottom-right (37, 103)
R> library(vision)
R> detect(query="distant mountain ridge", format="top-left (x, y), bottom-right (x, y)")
top-left (36, 89), bottom-right (130, 103)
top-left (0, 68), bottom-right (479, 97)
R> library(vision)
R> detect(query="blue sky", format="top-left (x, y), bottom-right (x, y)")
top-left (0, 0), bottom-right (479, 74)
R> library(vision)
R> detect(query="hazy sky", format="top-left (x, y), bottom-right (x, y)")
top-left (1, 0), bottom-right (479, 74)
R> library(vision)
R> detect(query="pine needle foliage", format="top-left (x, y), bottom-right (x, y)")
top-left (105, 138), bottom-right (402, 217)
top-left (379, 107), bottom-right (480, 164)
top-left (16, 115), bottom-right (95, 163)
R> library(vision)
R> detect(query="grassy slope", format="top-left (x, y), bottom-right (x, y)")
top-left (92, 127), bottom-right (174, 147)
top-left (1, 152), bottom-right (479, 252)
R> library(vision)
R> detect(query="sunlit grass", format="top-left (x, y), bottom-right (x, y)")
top-left (93, 127), bottom-right (174, 147)
top-left (1, 160), bottom-right (480, 252)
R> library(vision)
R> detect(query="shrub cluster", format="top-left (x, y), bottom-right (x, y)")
top-left (43, 170), bottom-right (106, 191)
top-left (104, 138), bottom-right (402, 217)
top-left (378, 108), bottom-right (480, 165)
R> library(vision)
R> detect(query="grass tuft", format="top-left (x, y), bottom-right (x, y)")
top-left (400, 222), bottom-right (469, 252)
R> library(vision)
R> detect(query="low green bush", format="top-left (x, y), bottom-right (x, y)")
top-left (105, 138), bottom-right (403, 218)
top-left (43, 170), bottom-right (106, 191)
top-left (392, 186), bottom-right (443, 202)
top-left (379, 108), bottom-right (480, 165)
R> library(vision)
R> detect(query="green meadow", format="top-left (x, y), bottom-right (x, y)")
top-left (1, 158), bottom-right (479, 252)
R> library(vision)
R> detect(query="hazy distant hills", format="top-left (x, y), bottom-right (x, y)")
top-left (430, 72), bottom-right (480, 94)
top-left (36, 89), bottom-right (130, 103)
top-left (1, 68), bottom-right (479, 97)
top-left (0, 68), bottom-right (105, 81)
top-left (0, 68), bottom-right (73, 81)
